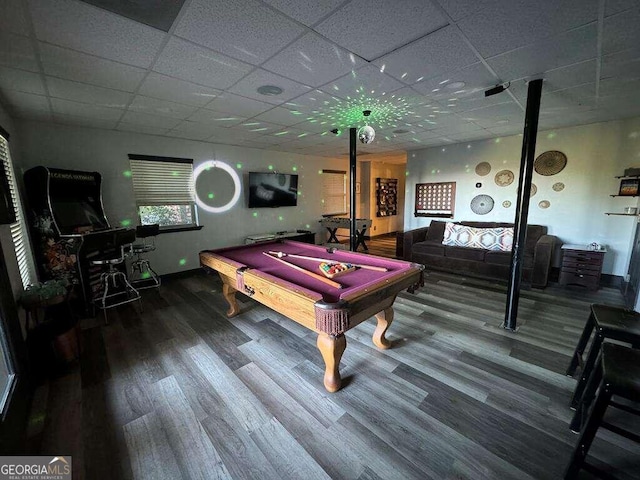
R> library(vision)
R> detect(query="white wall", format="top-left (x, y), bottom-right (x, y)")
top-left (15, 121), bottom-right (347, 275)
top-left (404, 116), bottom-right (640, 276)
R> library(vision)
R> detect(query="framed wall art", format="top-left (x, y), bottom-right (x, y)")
top-left (414, 181), bottom-right (456, 218)
top-left (619, 178), bottom-right (640, 196)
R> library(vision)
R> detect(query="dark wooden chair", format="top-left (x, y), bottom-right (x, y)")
top-left (564, 343), bottom-right (640, 478)
top-left (566, 304), bottom-right (640, 408)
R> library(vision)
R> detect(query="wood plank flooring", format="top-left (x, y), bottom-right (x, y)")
top-left (26, 239), bottom-right (640, 479)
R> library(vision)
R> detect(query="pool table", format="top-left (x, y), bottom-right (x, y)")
top-left (199, 240), bottom-right (423, 392)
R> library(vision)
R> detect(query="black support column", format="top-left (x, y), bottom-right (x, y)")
top-left (504, 78), bottom-right (543, 331)
top-left (349, 127), bottom-right (357, 251)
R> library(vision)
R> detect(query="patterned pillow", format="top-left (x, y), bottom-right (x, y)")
top-left (442, 222), bottom-right (513, 252)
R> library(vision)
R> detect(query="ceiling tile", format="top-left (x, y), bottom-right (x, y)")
top-left (53, 113), bottom-right (117, 130)
top-left (229, 68), bottom-right (312, 104)
top-left (605, 0), bottom-right (639, 16)
top-left (324, 65), bottom-right (405, 99)
top-left (187, 109), bottom-right (246, 126)
top-left (287, 118), bottom-right (334, 133)
top-left (120, 110), bottom-right (182, 129)
top-left (373, 26), bottom-right (478, 85)
top-left (167, 121), bottom-right (227, 141)
top-left (600, 78), bottom-right (640, 98)
top-left (412, 62), bottom-right (498, 99)
top-left (316, 0), bottom-right (448, 61)
top-left (0, 66), bottom-right (45, 95)
top-left (487, 24), bottom-right (598, 82)
top-left (28, 0), bottom-right (165, 68)
top-left (0, 31), bottom-right (39, 72)
top-left (138, 73), bottom-right (221, 107)
top-left (457, 0), bottom-right (598, 58)
top-left (39, 43), bottom-right (147, 91)
top-left (1, 0), bottom-right (29, 36)
top-left (128, 95), bottom-right (198, 119)
top-left (283, 89), bottom-right (342, 112)
top-left (601, 49), bottom-right (640, 82)
top-left (261, 0), bottom-right (344, 26)
top-left (50, 97), bottom-right (124, 121)
top-left (203, 92), bottom-right (273, 117)
top-left (116, 122), bottom-right (170, 136)
top-left (2, 90), bottom-right (49, 113)
top-left (78, 0), bottom-right (186, 32)
top-left (174, 0), bottom-right (305, 65)
top-left (153, 37), bottom-right (252, 90)
top-left (262, 32), bottom-right (365, 87)
top-left (252, 107), bottom-right (307, 126)
top-left (603, 7), bottom-right (640, 55)
top-left (507, 61), bottom-right (597, 102)
top-left (46, 77), bottom-right (131, 108)
top-left (436, 0), bottom-right (490, 21)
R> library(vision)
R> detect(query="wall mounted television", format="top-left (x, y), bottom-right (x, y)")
top-left (248, 172), bottom-right (298, 208)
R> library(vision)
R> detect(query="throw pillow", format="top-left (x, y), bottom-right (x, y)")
top-left (442, 222), bottom-right (513, 252)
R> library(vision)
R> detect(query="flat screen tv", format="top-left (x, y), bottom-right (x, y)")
top-left (248, 172), bottom-right (298, 208)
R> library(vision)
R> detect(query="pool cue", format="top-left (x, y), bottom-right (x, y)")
top-left (262, 252), bottom-right (343, 289)
top-left (267, 251), bottom-right (388, 272)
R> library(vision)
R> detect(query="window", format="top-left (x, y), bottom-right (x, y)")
top-left (0, 131), bottom-right (36, 289)
top-left (321, 170), bottom-right (347, 216)
top-left (129, 154), bottom-right (198, 230)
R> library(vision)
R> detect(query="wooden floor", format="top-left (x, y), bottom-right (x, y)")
top-left (26, 237), bottom-right (640, 479)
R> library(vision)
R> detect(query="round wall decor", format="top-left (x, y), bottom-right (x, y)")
top-left (553, 182), bottom-right (565, 192)
top-left (475, 162), bottom-right (491, 176)
top-left (539, 200), bottom-right (551, 209)
top-left (502, 200), bottom-right (512, 208)
top-left (534, 151), bottom-right (567, 176)
top-left (495, 170), bottom-right (514, 187)
top-left (531, 183), bottom-right (537, 197)
top-left (471, 194), bottom-right (495, 215)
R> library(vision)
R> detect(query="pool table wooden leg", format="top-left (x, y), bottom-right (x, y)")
top-left (317, 333), bottom-right (346, 393)
top-left (373, 307), bottom-right (394, 349)
top-left (222, 283), bottom-right (240, 317)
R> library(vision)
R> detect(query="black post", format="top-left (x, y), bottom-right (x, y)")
top-left (504, 79), bottom-right (543, 331)
top-left (349, 127), bottom-right (357, 251)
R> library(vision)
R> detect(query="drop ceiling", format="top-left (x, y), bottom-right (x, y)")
top-left (1, 0), bottom-right (639, 157)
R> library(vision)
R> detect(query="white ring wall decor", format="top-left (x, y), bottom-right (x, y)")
top-left (192, 160), bottom-right (241, 213)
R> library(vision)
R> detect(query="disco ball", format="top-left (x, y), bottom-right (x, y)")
top-left (358, 125), bottom-right (375, 144)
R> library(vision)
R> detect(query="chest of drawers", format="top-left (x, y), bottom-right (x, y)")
top-left (559, 245), bottom-right (606, 290)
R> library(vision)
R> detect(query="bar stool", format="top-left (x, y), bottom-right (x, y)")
top-left (130, 224), bottom-right (160, 290)
top-left (566, 304), bottom-right (640, 408)
top-left (91, 229), bottom-right (141, 324)
top-left (564, 343), bottom-right (640, 479)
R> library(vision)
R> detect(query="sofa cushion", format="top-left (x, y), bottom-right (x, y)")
top-left (412, 240), bottom-right (445, 256)
top-left (442, 222), bottom-right (513, 252)
top-left (485, 250), bottom-right (511, 266)
top-left (444, 246), bottom-right (486, 261)
top-left (426, 220), bottom-right (447, 241)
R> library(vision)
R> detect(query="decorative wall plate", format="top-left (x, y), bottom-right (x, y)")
top-left (534, 151), bottom-right (567, 176)
top-left (552, 182), bottom-right (565, 192)
top-left (471, 194), bottom-right (494, 215)
top-left (539, 200), bottom-right (551, 209)
top-left (475, 162), bottom-right (491, 176)
top-left (502, 200), bottom-right (512, 208)
top-left (495, 170), bottom-right (514, 186)
top-left (531, 183), bottom-right (537, 197)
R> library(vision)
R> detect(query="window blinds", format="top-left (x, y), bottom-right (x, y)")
top-left (321, 170), bottom-right (347, 216)
top-left (0, 134), bottom-right (35, 288)
top-left (129, 157), bottom-right (195, 206)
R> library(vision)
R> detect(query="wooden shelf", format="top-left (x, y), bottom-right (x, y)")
top-left (615, 175), bottom-right (640, 178)
top-left (610, 195), bottom-right (639, 197)
top-left (605, 213), bottom-right (638, 216)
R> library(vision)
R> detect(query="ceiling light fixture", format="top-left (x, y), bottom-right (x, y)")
top-left (446, 81), bottom-right (466, 89)
top-left (484, 82), bottom-right (510, 97)
top-left (257, 85), bottom-right (283, 96)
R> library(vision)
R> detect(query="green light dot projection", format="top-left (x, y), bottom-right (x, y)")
top-left (292, 166), bottom-right (297, 171)
top-left (268, 165), bottom-right (273, 170)
top-left (122, 170), bottom-right (132, 178)
top-left (141, 272), bottom-right (151, 279)
top-left (236, 163), bottom-right (243, 169)
top-left (172, 171), bottom-right (179, 176)
top-left (208, 193), bottom-right (214, 199)
top-left (252, 212), bottom-right (258, 217)
top-left (120, 219), bottom-right (131, 226)
top-left (179, 259), bottom-right (186, 266)
top-left (278, 216), bottom-right (283, 221)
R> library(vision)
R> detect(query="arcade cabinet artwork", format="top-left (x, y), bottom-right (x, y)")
top-left (24, 166), bottom-right (130, 313)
